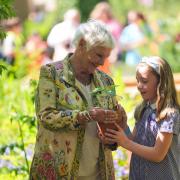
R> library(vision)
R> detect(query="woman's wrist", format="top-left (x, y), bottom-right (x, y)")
top-left (77, 110), bottom-right (94, 123)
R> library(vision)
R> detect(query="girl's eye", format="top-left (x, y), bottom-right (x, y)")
top-left (137, 78), bottom-right (148, 84)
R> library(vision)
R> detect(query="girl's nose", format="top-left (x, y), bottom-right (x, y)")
top-left (137, 82), bottom-right (143, 89)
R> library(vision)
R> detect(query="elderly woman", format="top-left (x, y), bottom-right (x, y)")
top-left (30, 20), bottom-right (126, 180)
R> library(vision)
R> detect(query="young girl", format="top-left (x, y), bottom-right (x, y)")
top-left (105, 56), bottom-right (180, 180)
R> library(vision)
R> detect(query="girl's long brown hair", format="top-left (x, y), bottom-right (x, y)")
top-left (134, 57), bottom-right (180, 122)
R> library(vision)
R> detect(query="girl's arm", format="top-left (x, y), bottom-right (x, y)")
top-left (105, 124), bottom-right (173, 162)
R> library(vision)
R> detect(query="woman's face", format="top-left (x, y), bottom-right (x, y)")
top-left (82, 46), bottom-right (111, 74)
top-left (136, 66), bottom-right (159, 103)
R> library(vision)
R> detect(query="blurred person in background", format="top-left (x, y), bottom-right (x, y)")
top-left (1, 17), bottom-right (24, 65)
top-left (47, 8), bottom-right (81, 61)
top-left (41, 45), bottom-right (54, 65)
top-left (90, 2), bottom-right (122, 73)
top-left (119, 10), bottom-right (152, 66)
top-left (25, 32), bottom-right (47, 57)
top-left (28, 5), bottom-right (45, 23)
top-left (30, 20), bottom-right (127, 180)
top-left (25, 32), bottom-right (47, 74)
top-left (90, 2), bottom-right (122, 43)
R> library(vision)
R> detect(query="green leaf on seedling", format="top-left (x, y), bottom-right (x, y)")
top-left (91, 85), bottom-right (120, 95)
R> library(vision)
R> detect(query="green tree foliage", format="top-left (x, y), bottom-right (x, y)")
top-left (76, 0), bottom-right (104, 21)
top-left (57, 0), bottom-right (77, 20)
top-left (109, 0), bottom-right (138, 23)
top-left (0, 0), bottom-right (15, 75)
top-left (0, 0), bottom-right (15, 39)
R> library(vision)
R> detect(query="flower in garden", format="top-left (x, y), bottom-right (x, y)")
top-left (0, 159), bottom-right (15, 170)
top-left (113, 148), bottom-right (129, 178)
top-left (25, 144), bottom-right (34, 160)
top-left (4, 147), bottom-right (11, 155)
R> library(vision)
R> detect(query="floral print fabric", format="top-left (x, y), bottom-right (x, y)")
top-left (30, 54), bottom-right (116, 180)
top-left (130, 105), bottom-right (180, 180)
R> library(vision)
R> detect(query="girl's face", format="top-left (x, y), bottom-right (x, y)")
top-left (81, 46), bottom-right (111, 74)
top-left (136, 66), bottom-right (159, 103)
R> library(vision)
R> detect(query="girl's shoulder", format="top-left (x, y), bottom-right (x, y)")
top-left (165, 107), bottom-right (180, 120)
top-left (159, 107), bottom-right (180, 134)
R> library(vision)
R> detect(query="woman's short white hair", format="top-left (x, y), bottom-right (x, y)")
top-left (72, 19), bottom-right (115, 50)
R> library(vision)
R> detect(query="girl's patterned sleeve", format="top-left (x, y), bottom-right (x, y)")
top-left (159, 111), bottom-right (180, 135)
top-left (35, 65), bottom-right (80, 131)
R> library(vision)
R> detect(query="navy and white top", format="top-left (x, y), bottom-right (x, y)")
top-left (129, 104), bottom-right (180, 180)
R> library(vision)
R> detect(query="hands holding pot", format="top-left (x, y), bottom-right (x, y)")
top-left (95, 104), bottom-right (127, 145)
top-left (77, 107), bottom-right (117, 124)
top-left (77, 104), bottom-right (127, 146)
top-left (89, 107), bottom-right (118, 124)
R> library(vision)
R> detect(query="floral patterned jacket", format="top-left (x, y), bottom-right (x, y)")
top-left (30, 54), bottom-right (116, 180)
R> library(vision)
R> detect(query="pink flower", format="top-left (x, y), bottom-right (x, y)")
top-left (42, 152), bottom-right (53, 161)
top-left (46, 167), bottom-right (56, 180)
top-left (37, 165), bottom-right (45, 175)
top-left (55, 62), bottom-right (63, 70)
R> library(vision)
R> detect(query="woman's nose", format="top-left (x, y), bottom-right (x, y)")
top-left (98, 58), bottom-right (105, 66)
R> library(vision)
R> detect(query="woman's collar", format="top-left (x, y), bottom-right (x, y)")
top-left (60, 53), bottom-right (75, 85)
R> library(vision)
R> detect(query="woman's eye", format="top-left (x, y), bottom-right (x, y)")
top-left (96, 53), bottom-right (102, 58)
top-left (142, 80), bottom-right (148, 83)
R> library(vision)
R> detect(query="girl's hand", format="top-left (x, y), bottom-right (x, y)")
top-left (104, 123), bottom-right (129, 147)
top-left (97, 130), bottom-right (115, 145)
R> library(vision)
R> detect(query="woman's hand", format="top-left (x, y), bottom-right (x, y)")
top-left (115, 104), bottom-right (127, 129)
top-left (104, 123), bottom-right (129, 147)
top-left (89, 107), bottom-right (118, 123)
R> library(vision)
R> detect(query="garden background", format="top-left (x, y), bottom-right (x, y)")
top-left (0, 0), bottom-right (180, 179)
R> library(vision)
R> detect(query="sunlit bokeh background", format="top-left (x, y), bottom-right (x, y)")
top-left (0, 0), bottom-right (179, 179)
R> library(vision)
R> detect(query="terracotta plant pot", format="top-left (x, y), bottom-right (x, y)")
top-left (97, 122), bottom-right (119, 136)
